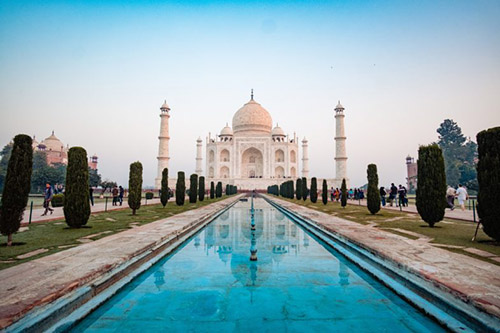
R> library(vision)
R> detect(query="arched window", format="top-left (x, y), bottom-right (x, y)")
top-left (275, 166), bottom-right (285, 178)
top-left (275, 149), bottom-right (284, 163)
top-left (209, 150), bottom-right (215, 163)
top-left (290, 167), bottom-right (296, 177)
top-left (220, 149), bottom-right (230, 162)
top-left (290, 150), bottom-right (296, 163)
top-left (209, 167), bottom-right (214, 178)
top-left (220, 166), bottom-right (230, 178)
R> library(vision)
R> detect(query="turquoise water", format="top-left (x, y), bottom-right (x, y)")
top-left (72, 198), bottom-right (444, 332)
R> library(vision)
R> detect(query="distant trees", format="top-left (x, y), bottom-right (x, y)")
top-left (367, 164), bottom-right (381, 215)
top-left (176, 172), bottom-right (186, 206)
top-left (310, 177), bottom-right (318, 203)
top-left (296, 178), bottom-right (302, 200)
top-left (198, 176), bottom-right (205, 202)
top-left (189, 174), bottom-right (198, 203)
top-left (64, 147), bottom-right (91, 227)
top-left (99, 180), bottom-right (117, 195)
top-left (477, 127), bottom-right (500, 241)
top-left (210, 181), bottom-right (215, 199)
top-left (302, 177), bottom-right (308, 201)
top-left (216, 181), bottom-right (222, 198)
top-left (0, 135), bottom-right (33, 246)
top-left (160, 168), bottom-right (169, 207)
top-left (322, 179), bottom-right (328, 205)
top-left (416, 144), bottom-right (447, 227)
top-left (127, 161), bottom-right (143, 215)
top-left (341, 178), bottom-right (347, 208)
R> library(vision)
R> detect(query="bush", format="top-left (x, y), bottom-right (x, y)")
top-left (302, 177), bottom-right (308, 201)
top-left (367, 164), bottom-right (381, 215)
top-left (210, 181), bottom-right (215, 199)
top-left (160, 168), bottom-right (169, 207)
top-left (310, 177), bottom-right (318, 203)
top-left (341, 178), bottom-right (347, 208)
top-left (199, 176), bottom-right (205, 201)
top-left (416, 144), bottom-right (447, 227)
top-left (0, 134), bottom-right (33, 246)
top-left (216, 182), bottom-right (222, 198)
top-left (176, 172), bottom-right (186, 206)
top-left (64, 147), bottom-right (91, 227)
top-left (127, 161), bottom-right (143, 215)
top-left (322, 179), bottom-right (328, 205)
top-left (226, 184), bottom-right (230, 196)
top-left (477, 127), bottom-right (500, 240)
top-left (296, 178), bottom-right (302, 200)
top-left (145, 192), bottom-right (154, 200)
top-left (51, 194), bottom-right (64, 207)
top-left (189, 174), bottom-right (198, 203)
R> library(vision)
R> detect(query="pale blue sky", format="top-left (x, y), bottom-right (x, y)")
top-left (1, 0), bottom-right (499, 187)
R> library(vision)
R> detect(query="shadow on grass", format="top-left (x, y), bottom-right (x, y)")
top-left (0, 242), bottom-right (27, 247)
top-left (419, 225), bottom-right (443, 228)
top-left (477, 240), bottom-right (500, 246)
top-left (63, 226), bottom-right (92, 230)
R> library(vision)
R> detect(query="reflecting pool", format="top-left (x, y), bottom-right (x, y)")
top-left (72, 198), bottom-right (444, 332)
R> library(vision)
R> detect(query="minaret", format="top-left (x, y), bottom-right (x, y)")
top-left (334, 101), bottom-right (347, 181)
top-left (195, 137), bottom-right (203, 176)
top-left (155, 100), bottom-right (171, 189)
top-left (301, 137), bottom-right (309, 178)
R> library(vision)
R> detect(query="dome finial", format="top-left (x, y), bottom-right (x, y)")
top-left (251, 89), bottom-right (254, 100)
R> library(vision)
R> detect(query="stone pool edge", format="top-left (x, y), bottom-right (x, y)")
top-left (1, 195), bottom-right (243, 332)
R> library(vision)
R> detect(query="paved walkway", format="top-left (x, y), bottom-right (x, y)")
top-left (0, 195), bottom-right (242, 330)
top-left (21, 198), bottom-right (162, 224)
top-left (267, 195), bottom-right (500, 324)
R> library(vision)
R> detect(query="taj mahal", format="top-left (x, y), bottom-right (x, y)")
top-left (155, 91), bottom-right (348, 190)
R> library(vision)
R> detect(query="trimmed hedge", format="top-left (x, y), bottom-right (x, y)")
top-left (64, 147), bottom-right (91, 226)
top-left (160, 168), bottom-right (169, 207)
top-left (296, 178), bottom-right (302, 200)
top-left (367, 164), bottom-right (381, 215)
top-left (189, 174), bottom-right (198, 203)
top-left (199, 176), bottom-right (205, 201)
top-left (341, 178), bottom-right (347, 208)
top-left (51, 194), bottom-right (64, 207)
top-left (322, 179), bottom-right (328, 205)
top-left (176, 172), bottom-right (186, 206)
top-left (310, 177), bottom-right (318, 203)
top-left (145, 192), bottom-right (154, 200)
top-left (127, 161), bottom-right (143, 215)
top-left (210, 181), bottom-right (215, 199)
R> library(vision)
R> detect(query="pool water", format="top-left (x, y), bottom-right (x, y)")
top-left (72, 198), bottom-right (444, 332)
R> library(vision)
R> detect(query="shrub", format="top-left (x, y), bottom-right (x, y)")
top-left (127, 161), bottom-right (143, 215)
top-left (51, 194), bottom-right (64, 207)
top-left (310, 177), bottom-right (318, 203)
top-left (296, 178), bottom-right (302, 200)
top-left (160, 168), bottom-right (169, 207)
top-left (0, 134), bottom-right (33, 246)
top-left (189, 174), bottom-right (198, 203)
top-left (216, 181), bottom-right (222, 198)
top-left (367, 164), bottom-right (381, 215)
top-left (302, 177), bottom-right (308, 201)
top-left (322, 179), bottom-right (328, 205)
top-left (210, 181), bottom-right (215, 199)
top-left (341, 178), bottom-right (347, 208)
top-left (416, 144), bottom-right (447, 227)
top-left (176, 172), bottom-right (186, 206)
top-left (226, 184), bottom-right (230, 196)
top-left (64, 147), bottom-right (91, 227)
top-left (477, 127), bottom-right (500, 240)
top-left (145, 192), bottom-right (154, 200)
top-left (199, 176), bottom-right (205, 201)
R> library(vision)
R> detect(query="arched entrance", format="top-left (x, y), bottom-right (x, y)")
top-left (241, 147), bottom-right (264, 178)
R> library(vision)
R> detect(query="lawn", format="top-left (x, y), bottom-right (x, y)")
top-left (0, 196), bottom-right (229, 270)
top-left (277, 197), bottom-right (500, 265)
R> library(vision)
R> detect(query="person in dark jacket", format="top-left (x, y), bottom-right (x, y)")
top-left (89, 186), bottom-right (94, 206)
top-left (119, 186), bottom-right (124, 206)
top-left (380, 187), bottom-right (386, 206)
top-left (41, 183), bottom-right (54, 216)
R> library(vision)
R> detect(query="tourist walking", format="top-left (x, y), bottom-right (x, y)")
top-left (389, 183), bottom-right (398, 206)
top-left (112, 186), bottom-right (119, 206)
top-left (456, 184), bottom-right (468, 211)
top-left (89, 186), bottom-right (94, 206)
top-left (398, 185), bottom-right (406, 207)
top-left (330, 187), bottom-right (335, 202)
top-left (446, 186), bottom-right (456, 210)
top-left (119, 186), bottom-right (124, 206)
top-left (41, 183), bottom-right (54, 216)
top-left (380, 186), bottom-right (386, 206)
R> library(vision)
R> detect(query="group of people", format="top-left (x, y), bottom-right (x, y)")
top-left (380, 183), bottom-right (408, 207)
top-left (111, 185), bottom-right (125, 206)
top-left (330, 187), bottom-right (365, 202)
top-left (446, 184), bottom-right (469, 211)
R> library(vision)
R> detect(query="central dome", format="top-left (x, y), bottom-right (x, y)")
top-left (232, 99), bottom-right (272, 136)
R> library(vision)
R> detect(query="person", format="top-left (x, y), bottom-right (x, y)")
top-left (380, 186), bottom-right (386, 206)
top-left (456, 184), bottom-right (468, 211)
top-left (398, 185), bottom-right (406, 207)
top-left (446, 186), bottom-right (456, 210)
top-left (389, 183), bottom-right (398, 206)
top-left (119, 186), bottom-right (124, 206)
top-left (330, 187), bottom-right (335, 202)
top-left (41, 183), bottom-right (54, 216)
top-left (89, 186), bottom-right (94, 206)
top-left (112, 186), bottom-right (119, 206)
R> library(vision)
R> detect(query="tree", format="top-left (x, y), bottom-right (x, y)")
top-left (341, 178), bottom-right (347, 208)
top-left (189, 174), bottom-right (198, 203)
top-left (310, 177), bottom-right (318, 203)
top-left (127, 162), bottom-right (143, 215)
top-left (176, 172), bottom-right (186, 206)
top-left (322, 179), bottom-right (328, 205)
top-left (88, 168), bottom-right (102, 187)
top-left (302, 177), bottom-right (308, 201)
top-left (30, 152), bottom-right (66, 193)
top-left (416, 144), bottom-right (447, 227)
top-left (198, 176), bottom-right (205, 202)
top-left (210, 181), bottom-right (215, 199)
top-left (64, 147), bottom-right (91, 227)
top-left (0, 135), bottom-right (33, 246)
top-left (216, 181), bottom-right (222, 198)
top-left (296, 178), bottom-right (302, 200)
top-left (99, 180), bottom-right (117, 196)
top-left (476, 127), bottom-right (500, 241)
top-left (0, 143), bottom-right (13, 193)
top-left (367, 164), bottom-right (381, 215)
top-left (160, 168), bottom-right (169, 207)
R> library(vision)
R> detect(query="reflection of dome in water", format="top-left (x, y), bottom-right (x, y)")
top-left (217, 246), bottom-right (232, 264)
top-left (220, 211), bottom-right (230, 221)
top-left (230, 253), bottom-right (272, 287)
top-left (274, 211), bottom-right (285, 221)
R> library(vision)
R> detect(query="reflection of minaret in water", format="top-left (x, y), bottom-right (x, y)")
top-left (303, 232), bottom-right (310, 248)
top-left (154, 268), bottom-right (165, 291)
top-left (339, 261), bottom-right (350, 287)
top-left (250, 230), bottom-right (258, 261)
top-left (194, 235), bottom-right (201, 249)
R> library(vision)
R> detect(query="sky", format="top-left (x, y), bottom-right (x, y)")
top-left (1, 0), bottom-right (499, 188)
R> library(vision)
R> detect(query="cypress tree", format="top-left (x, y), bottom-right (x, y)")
top-left (341, 178), bottom-right (347, 208)
top-left (322, 179), bottom-right (328, 205)
top-left (289, 181), bottom-right (294, 199)
top-left (160, 168), bottom-right (169, 207)
top-left (302, 177), bottom-right (308, 201)
top-left (64, 147), bottom-right (91, 226)
top-left (176, 172), bottom-right (186, 205)
top-left (367, 164), bottom-right (381, 215)
top-left (198, 176), bottom-right (205, 202)
top-left (226, 184), bottom-right (230, 196)
top-left (477, 127), bottom-right (500, 240)
top-left (0, 135), bottom-right (33, 246)
top-left (189, 174), bottom-right (198, 203)
top-left (296, 178), bottom-right (302, 200)
top-left (416, 144), bottom-right (447, 227)
top-left (210, 181), bottom-right (215, 199)
top-left (127, 161), bottom-right (143, 215)
top-left (310, 177), bottom-right (318, 203)
top-left (216, 181), bottom-right (222, 198)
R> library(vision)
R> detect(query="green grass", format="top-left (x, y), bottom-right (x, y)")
top-left (0, 197), bottom-right (229, 270)
top-left (278, 197), bottom-right (500, 265)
